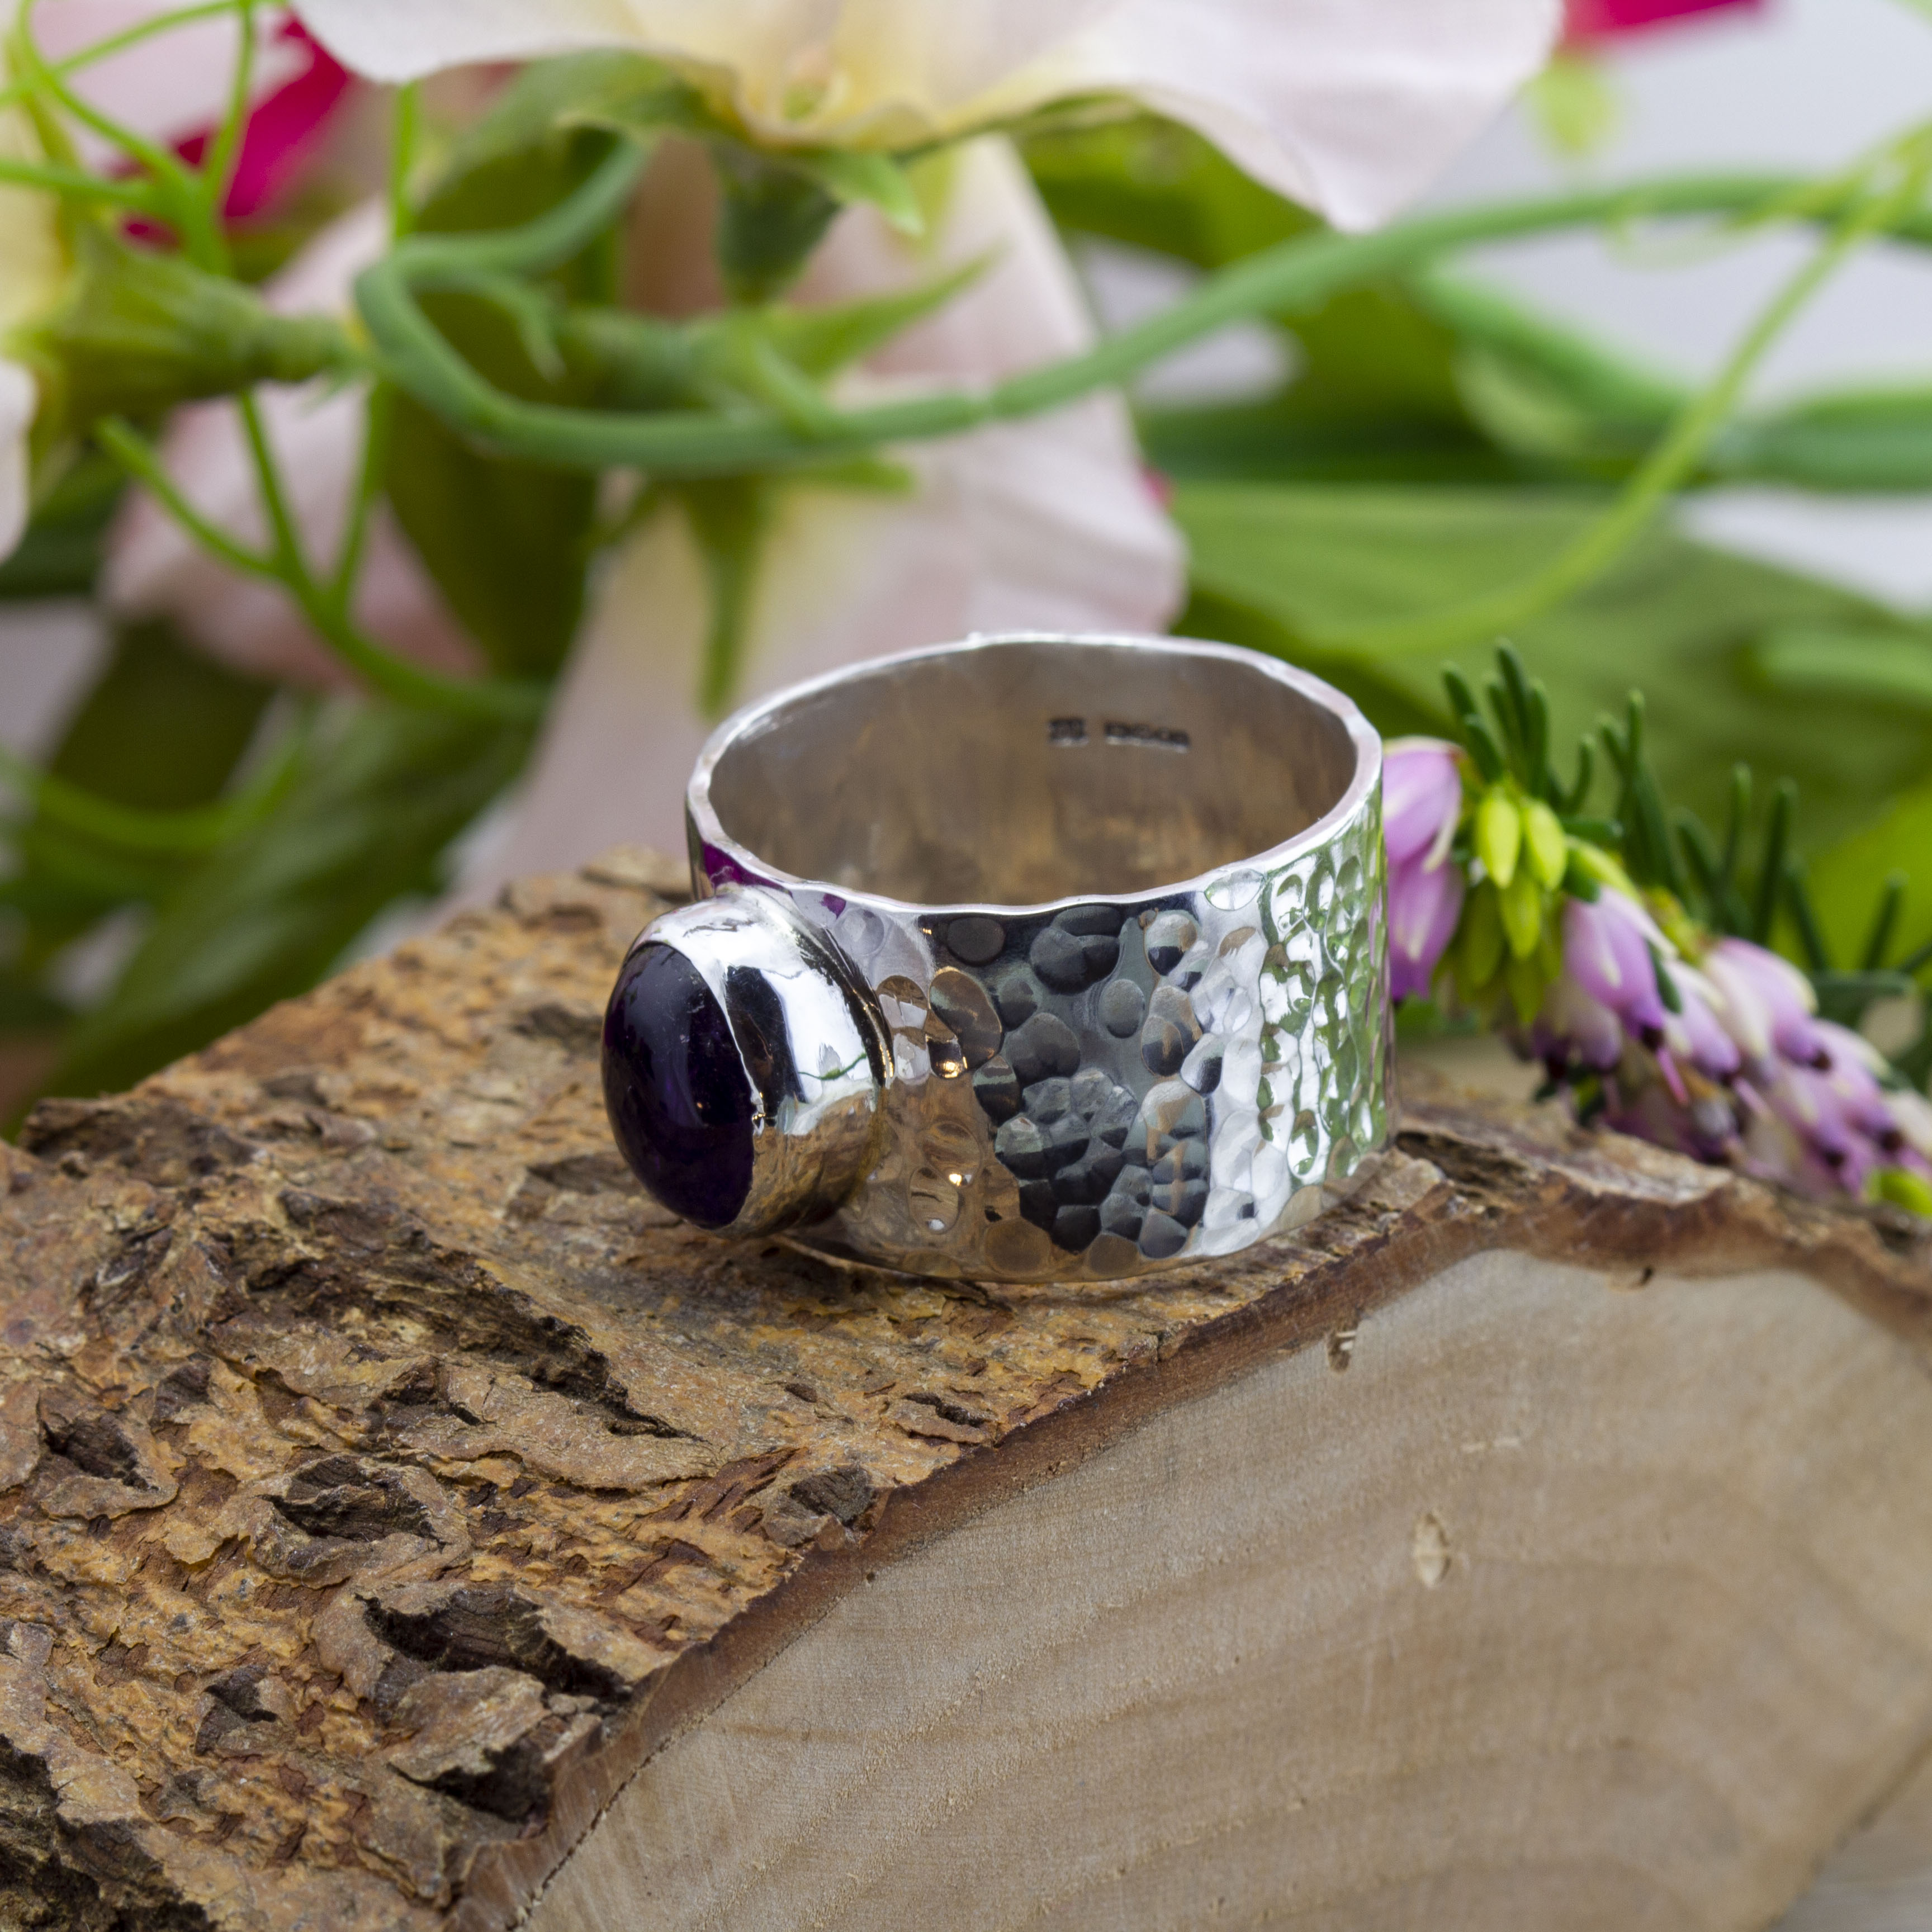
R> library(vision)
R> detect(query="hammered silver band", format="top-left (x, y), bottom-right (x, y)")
top-left (604, 633), bottom-right (1391, 1283)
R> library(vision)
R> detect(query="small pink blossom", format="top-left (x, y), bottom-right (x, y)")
top-left (1704, 936), bottom-right (1826, 1066)
top-left (1382, 738), bottom-right (1464, 1003)
top-left (1562, 891), bottom-right (1666, 1034)
top-left (1531, 917), bottom-right (1932, 1206)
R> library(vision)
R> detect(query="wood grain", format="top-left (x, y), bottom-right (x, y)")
top-left (0, 845), bottom-right (1928, 1930)
top-left (532, 1253), bottom-right (1932, 1931)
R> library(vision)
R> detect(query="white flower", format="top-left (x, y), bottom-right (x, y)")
top-left (458, 134), bottom-right (1184, 889)
top-left (291, 0), bottom-right (1559, 231)
top-left (103, 200), bottom-right (475, 684)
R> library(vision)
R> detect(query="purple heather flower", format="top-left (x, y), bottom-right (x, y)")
top-left (1389, 854), bottom-right (1464, 1002)
top-left (1703, 937), bottom-right (1827, 1067)
top-left (1532, 972), bottom-right (1623, 1071)
top-left (1662, 964), bottom-right (1741, 1082)
top-left (1383, 738), bottom-right (1465, 1003)
top-left (1528, 910), bottom-right (1932, 1204)
top-left (1561, 891), bottom-right (1667, 1035)
top-left (1385, 737), bottom-right (1463, 866)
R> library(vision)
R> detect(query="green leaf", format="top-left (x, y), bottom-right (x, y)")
top-left (42, 703), bottom-right (532, 1100)
top-left (1173, 484), bottom-right (1932, 931)
top-left (48, 618), bottom-right (275, 809)
top-left (1753, 626), bottom-right (1932, 712)
top-left (753, 258), bottom-right (984, 377)
top-left (1, 620), bottom-right (275, 974)
top-left (0, 455), bottom-right (121, 599)
top-left (1714, 386), bottom-right (1932, 491)
top-left (385, 117), bottom-right (617, 681)
top-left (424, 52), bottom-right (690, 188)
top-left (1810, 782), bottom-right (1932, 975)
top-left (1025, 115), bottom-right (1316, 269)
top-left (679, 479), bottom-right (774, 718)
top-left (806, 150), bottom-right (923, 235)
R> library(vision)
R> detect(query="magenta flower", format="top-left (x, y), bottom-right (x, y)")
top-left (1383, 738), bottom-right (1465, 1003)
top-left (1566, 0), bottom-right (1761, 41)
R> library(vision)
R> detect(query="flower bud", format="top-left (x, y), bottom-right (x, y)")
top-left (1523, 798), bottom-right (1568, 889)
top-left (1500, 866), bottom-right (1544, 961)
top-left (1475, 790), bottom-right (1522, 889)
top-left (19, 227), bottom-right (350, 456)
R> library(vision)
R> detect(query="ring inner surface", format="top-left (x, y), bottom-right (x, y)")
top-left (705, 639), bottom-right (1359, 906)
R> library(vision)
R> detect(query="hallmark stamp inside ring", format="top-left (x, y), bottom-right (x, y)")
top-left (601, 632), bottom-right (1390, 1284)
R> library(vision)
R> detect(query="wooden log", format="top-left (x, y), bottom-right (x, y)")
top-left (2, 846), bottom-right (1931, 1931)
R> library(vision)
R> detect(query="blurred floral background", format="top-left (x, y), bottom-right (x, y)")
top-left (1, 0), bottom-right (1929, 1208)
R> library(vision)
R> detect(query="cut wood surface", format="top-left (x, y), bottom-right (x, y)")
top-left (2, 847), bottom-right (1931, 1930)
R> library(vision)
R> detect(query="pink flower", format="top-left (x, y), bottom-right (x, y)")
top-left (1382, 738), bottom-right (1464, 1002)
top-left (1532, 971), bottom-right (1622, 1071)
top-left (1661, 964), bottom-right (1741, 1081)
top-left (1389, 856), bottom-right (1464, 1003)
top-left (176, 21), bottom-right (353, 224)
top-left (1531, 915), bottom-right (1932, 1206)
top-left (1565, 0), bottom-right (1760, 42)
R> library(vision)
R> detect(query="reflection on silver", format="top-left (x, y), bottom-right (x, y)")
top-left (615, 632), bottom-right (1389, 1282)
top-left (633, 890), bottom-right (887, 1238)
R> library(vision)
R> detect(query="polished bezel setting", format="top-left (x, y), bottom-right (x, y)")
top-left (603, 890), bottom-right (888, 1239)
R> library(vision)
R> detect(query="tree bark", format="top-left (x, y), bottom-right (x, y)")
top-left (1, 847), bottom-right (1930, 1930)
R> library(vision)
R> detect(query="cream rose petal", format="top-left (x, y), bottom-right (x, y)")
top-left (1040, 0), bottom-right (1561, 231)
top-left (0, 359), bottom-right (36, 560)
top-left (457, 136), bottom-right (1183, 891)
top-left (292, 0), bottom-right (1557, 225)
top-left (0, 25), bottom-right (63, 564)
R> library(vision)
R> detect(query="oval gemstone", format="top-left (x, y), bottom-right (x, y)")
top-left (603, 944), bottom-right (755, 1228)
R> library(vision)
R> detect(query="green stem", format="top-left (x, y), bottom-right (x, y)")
top-left (358, 162), bottom-right (1932, 480)
top-left (199, 0), bottom-right (255, 238)
top-left (107, 410), bottom-right (539, 723)
top-left (236, 391), bottom-right (308, 575)
top-left (388, 81), bottom-right (420, 242)
top-left (0, 154), bottom-right (160, 210)
top-left (97, 416), bottom-right (278, 580)
top-left (1320, 146), bottom-right (1932, 659)
top-left (234, 393), bottom-right (545, 721)
top-left (0, 714), bottom-right (303, 855)
top-left (16, 0), bottom-right (219, 264)
top-left (0, 0), bottom-right (243, 117)
top-left (330, 383), bottom-right (391, 611)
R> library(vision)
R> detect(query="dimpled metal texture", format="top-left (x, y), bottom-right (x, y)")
top-left (681, 633), bottom-right (1390, 1283)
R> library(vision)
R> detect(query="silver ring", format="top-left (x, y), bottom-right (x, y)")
top-left (601, 632), bottom-right (1390, 1282)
